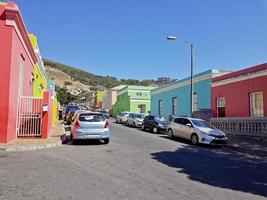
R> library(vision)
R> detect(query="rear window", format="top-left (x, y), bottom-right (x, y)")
top-left (79, 113), bottom-right (105, 122)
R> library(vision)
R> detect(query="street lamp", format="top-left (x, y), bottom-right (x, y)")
top-left (167, 35), bottom-right (194, 117)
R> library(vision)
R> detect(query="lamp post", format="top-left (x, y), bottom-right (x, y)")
top-left (167, 36), bottom-right (194, 117)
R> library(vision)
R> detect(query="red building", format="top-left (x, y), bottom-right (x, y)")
top-left (211, 63), bottom-right (267, 118)
top-left (0, 2), bottom-right (53, 143)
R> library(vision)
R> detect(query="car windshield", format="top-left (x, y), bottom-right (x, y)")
top-left (191, 120), bottom-right (214, 129)
top-left (79, 113), bottom-right (105, 122)
top-left (135, 114), bottom-right (144, 119)
top-left (121, 112), bottom-right (129, 116)
top-left (155, 116), bottom-right (167, 123)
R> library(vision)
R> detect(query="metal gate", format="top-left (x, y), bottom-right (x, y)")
top-left (16, 96), bottom-right (43, 137)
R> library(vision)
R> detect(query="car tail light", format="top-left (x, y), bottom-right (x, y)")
top-left (74, 121), bottom-right (80, 128)
top-left (104, 121), bottom-right (109, 128)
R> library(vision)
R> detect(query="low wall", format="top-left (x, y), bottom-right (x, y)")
top-left (210, 117), bottom-right (267, 137)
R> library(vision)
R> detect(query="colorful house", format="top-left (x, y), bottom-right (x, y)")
top-left (0, 2), bottom-right (57, 143)
top-left (150, 69), bottom-right (229, 119)
top-left (47, 81), bottom-right (58, 127)
top-left (102, 85), bottom-right (125, 112)
top-left (94, 90), bottom-right (105, 109)
top-left (29, 34), bottom-right (47, 97)
top-left (211, 63), bottom-right (267, 118)
top-left (112, 85), bottom-right (157, 116)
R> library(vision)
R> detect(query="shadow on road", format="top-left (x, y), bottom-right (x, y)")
top-left (151, 145), bottom-right (267, 197)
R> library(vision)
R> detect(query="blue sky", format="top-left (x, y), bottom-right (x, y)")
top-left (17, 0), bottom-right (267, 80)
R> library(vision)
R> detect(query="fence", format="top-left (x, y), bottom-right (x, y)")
top-left (16, 96), bottom-right (43, 137)
top-left (210, 117), bottom-right (267, 137)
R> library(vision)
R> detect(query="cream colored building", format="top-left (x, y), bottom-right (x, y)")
top-left (102, 85), bottom-right (125, 112)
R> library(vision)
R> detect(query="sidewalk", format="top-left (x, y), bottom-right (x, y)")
top-left (226, 135), bottom-right (267, 157)
top-left (0, 120), bottom-right (65, 152)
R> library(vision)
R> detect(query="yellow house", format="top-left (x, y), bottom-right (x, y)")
top-left (29, 34), bottom-right (47, 97)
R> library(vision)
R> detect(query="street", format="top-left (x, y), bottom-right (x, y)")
top-left (0, 121), bottom-right (266, 200)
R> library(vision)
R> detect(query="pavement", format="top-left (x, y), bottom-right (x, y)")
top-left (226, 135), bottom-right (267, 158)
top-left (0, 121), bottom-right (64, 152)
top-left (0, 120), bottom-right (266, 200)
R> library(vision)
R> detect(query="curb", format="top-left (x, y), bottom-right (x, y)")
top-left (0, 141), bottom-right (62, 152)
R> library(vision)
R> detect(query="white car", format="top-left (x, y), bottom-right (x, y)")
top-left (167, 117), bottom-right (227, 145)
top-left (127, 113), bottom-right (145, 127)
top-left (116, 112), bottom-right (131, 124)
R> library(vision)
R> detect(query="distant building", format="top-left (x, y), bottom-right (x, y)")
top-left (94, 90), bottom-right (105, 109)
top-left (211, 63), bottom-right (267, 117)
top-left (102, 85), bottom-right (125, 112)
top-left (151, 69), bottom-right (229, 119)
top-left (112, 85), bottom-right (157, 116)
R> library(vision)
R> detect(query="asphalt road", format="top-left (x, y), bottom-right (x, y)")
top-left (0, 120), bottom-right (267, 200)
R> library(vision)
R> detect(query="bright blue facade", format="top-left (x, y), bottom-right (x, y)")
top-left (150, 69), bottom-right (225, 119)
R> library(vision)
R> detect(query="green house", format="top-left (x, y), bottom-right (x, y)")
top-left (112, 85), bottom-right (157, 117)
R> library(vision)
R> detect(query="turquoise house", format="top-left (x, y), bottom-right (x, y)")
top-left (150, 69), bottom-right (228, 119)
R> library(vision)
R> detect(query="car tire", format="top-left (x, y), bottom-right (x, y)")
top-left (191, 133), bottom-right (199, 145)
top-left (153, 127), bottom-right (158, 134)
top-left (120, 119), bottom-right (122, 124)
top-left (133, 122), bottom-right (136, 127)
top-left (167, 129), bottom-right (173, 138)
top-left (141, 124), bottom-right (145, 131)
top-left (103, 138), bottom-right (109, 144)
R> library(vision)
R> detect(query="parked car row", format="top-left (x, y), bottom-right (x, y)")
top-left (115, 112), bottom-right (228, 146)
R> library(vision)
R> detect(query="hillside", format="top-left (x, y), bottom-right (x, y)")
top-left (44, 59), bottom-right (176, 90)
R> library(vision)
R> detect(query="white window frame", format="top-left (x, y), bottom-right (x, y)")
top-left (250, 92), bottom-right (264, 117)
top-left (172, 97), bottom-right (177, 115)
top-left (158, 100), bottom-right (163, 116)
top-left (216, 97), bottom-right (225, 117)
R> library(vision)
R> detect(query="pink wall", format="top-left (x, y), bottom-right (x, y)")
top-left (0, 4), bottom-right (37, 143)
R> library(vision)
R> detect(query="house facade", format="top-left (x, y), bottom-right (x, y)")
top-left (29, 34), bottom-right (47, 97)
top-left (151, 69), bottom-right (228, 119)
top-left (112, 85), bottom-right (157, 116)
top-left (102, 85), bottom-right (125, 112)
top-left (211, 63), bottom-right (267, 118)
top-left (0, 2), bottom-right (57, 143)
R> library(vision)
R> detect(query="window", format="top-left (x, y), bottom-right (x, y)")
top-left (172, 97), bottom-right (177, 115)
top-left (18, 56), bottom-right (25, 96)
top-left (174, 118), bottom-right (183, 124)
top-left (158, 100), bottom-right (163, 115)
top-left (217, 97), bottom-right (225, 117)
top-left (250, 92), bottom-right (264, 117)
top-left (138, 104), bottom-right (146, 113)
top-left (193, 92), bottom-right (198, 112)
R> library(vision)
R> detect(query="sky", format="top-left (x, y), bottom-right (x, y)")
top-left (16, 0), bottom-right (267, 80)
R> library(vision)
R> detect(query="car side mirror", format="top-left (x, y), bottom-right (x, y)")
top-left (186, 123), bottom-right (192, 127)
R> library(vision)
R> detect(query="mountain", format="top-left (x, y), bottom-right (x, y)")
top-left (43, 59), bottom-right (176, 91)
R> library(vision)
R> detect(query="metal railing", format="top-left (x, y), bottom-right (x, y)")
top-left (210, 117), bottom-right (267, 137)
top-left (17, 96), bottom-right (43, 137)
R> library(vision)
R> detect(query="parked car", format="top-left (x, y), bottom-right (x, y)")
top-left (142, 115), bottom-right (169, 133)
top-left (167, 117), bottom-right (227, 145)
top-left (127, 113), bottom-right (145, 127)
top-left (96, 110), bottom-right (110, 119)
top-left (64, 105), bottom-right (79, 120)
top-left (70, 112), bottom-right (110, 144)
top-left (116, 112), bottom-right (131, 124)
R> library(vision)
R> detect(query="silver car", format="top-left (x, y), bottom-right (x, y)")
top-left (167, 117), bottom-right (227, 145)
top-left (116, 112), bottom-right (131, 124)
top-left (70, 112), bottom-right (110, 144)
top-left (127, 113), bottom-right (145, 127)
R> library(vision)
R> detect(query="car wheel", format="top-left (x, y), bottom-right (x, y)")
top-left (153, 127), bottom-right (158, 134)
top-left (103, 138), bottom-right (109, 144)
top-left (191, 133), bottom-right (199, 145)
top-left (120, 119), bottom-right (122, 124)
top-left (167, 129), bottom-right (173, 138)
top-left (133, 122), bottom-right (136, 127)
top-left (141, 124), bottom-right (145, 131)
